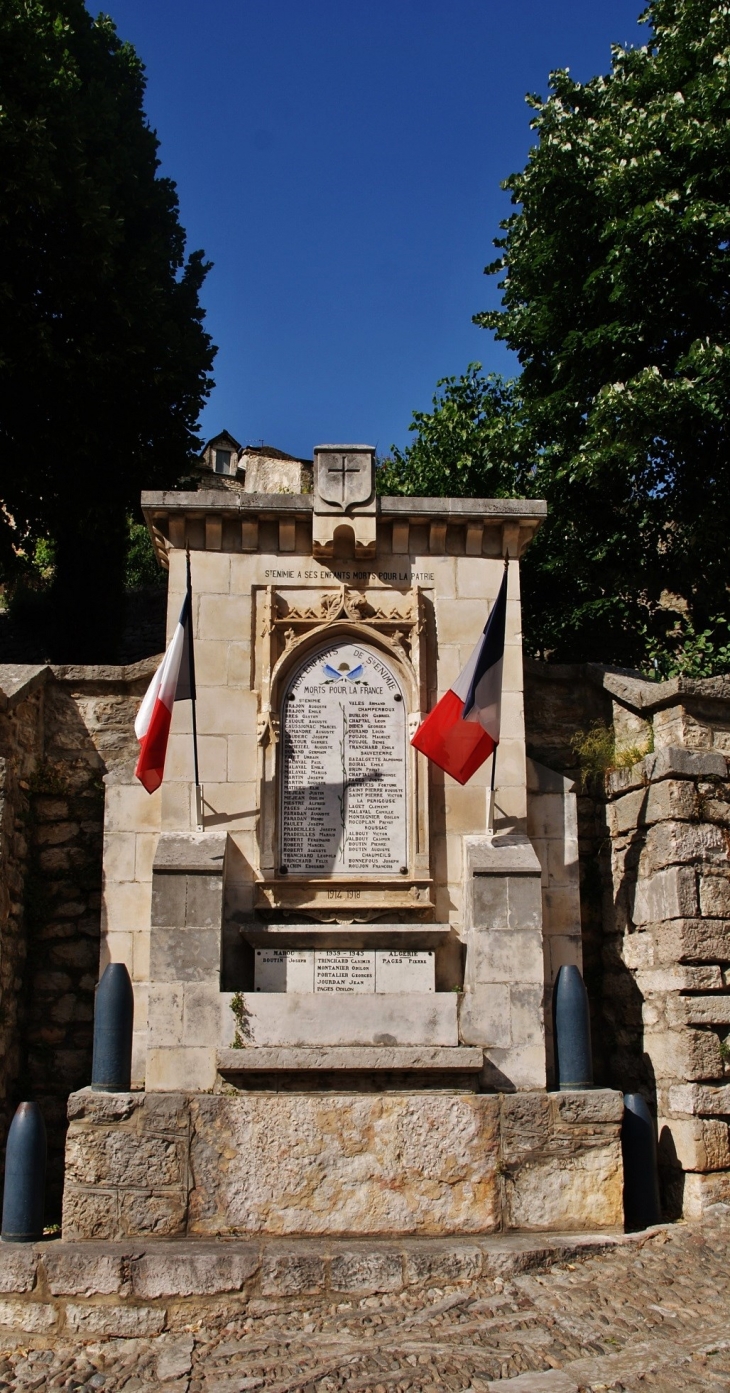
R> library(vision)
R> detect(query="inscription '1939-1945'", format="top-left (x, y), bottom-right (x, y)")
top-left (280, 641), bottom-right (407, 876)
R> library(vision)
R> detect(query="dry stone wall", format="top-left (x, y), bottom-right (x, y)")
top-left (0, 661), bottom-right (157, 1221)
top-left (525, 662), bottom-right (730, 1219)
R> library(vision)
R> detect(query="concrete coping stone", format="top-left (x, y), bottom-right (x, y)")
top-left (141, 491), bottom-right (547, 522)
top-left (216, 1045), bottom-right (485, 1073)
top-left (607, 745), bottom-right (728, 798)
top-left (465, 832), bottom-right (542, 876)
top-left (240, 923), bottom-right (452, 950)
top-left (153, 832), bottom-right (228, 873)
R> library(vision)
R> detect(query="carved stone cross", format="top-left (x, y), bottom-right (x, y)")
top-left (314, 446), bottom-right (375, 512)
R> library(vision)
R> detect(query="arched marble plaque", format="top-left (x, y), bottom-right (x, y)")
top-left (280, 640), bottom-right (407, 876)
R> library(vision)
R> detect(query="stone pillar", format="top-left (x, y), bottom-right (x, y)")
top-left (460, 834), bottom-right (546, 1090)
top-left (605, 745), bottom-right (730, 1217)
top-left (146, 832), bottom-right (228, 1092)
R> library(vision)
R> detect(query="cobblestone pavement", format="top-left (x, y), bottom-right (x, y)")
top-left (1, 1220), bottom-right (729, 1392)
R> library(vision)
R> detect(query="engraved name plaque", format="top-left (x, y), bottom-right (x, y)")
top-left (280, 640), bottom-right (407, 876)
top-left (314, 950), bottom-right (376, 993)
top-left (253, 949), bottom-right (435, 993)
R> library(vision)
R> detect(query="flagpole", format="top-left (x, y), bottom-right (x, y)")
top-left (487, 746), bottom-right (497, 835)
top-left (486, 557), bottom-right (508, 835)
top-left (186, 546), bottom-right (203, 830)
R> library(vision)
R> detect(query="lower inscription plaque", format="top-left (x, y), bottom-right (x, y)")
top-left (254, 949), bottom-right (435, 993)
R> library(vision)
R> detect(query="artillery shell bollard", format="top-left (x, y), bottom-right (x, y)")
top-left (553, 963), bottom-right (593, 1090)
top-left (1, 1102), bottom-right (47, 1243)
top-left (91, 962), bottom-right (134, 1092)
top-left (622, 1093), bottom-right (662, 1231)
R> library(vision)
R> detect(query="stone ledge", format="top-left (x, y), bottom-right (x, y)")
top-left (607, 745), bottom-right (728, 798)
top-left (0, 1227), bottom-right (659, 1339)
top-left (240, 922), bottom-right (452, 949)
top-left (152, 832), bottom-right (227, 873)
top-left (216, 1045), bottom-right (484, 1073)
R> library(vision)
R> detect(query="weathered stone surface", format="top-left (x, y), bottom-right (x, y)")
top-left (609, 780), bottom-right (698, 835)
top-left (504, 1146), bottom-right (623, 1231)
top-left (682, 1169), bottom-right (730, 1217)
top-left (0, 1298), bottom-right (56, 1332)
top-left (552, 1089), bottom-right (624, 1127)
top-left (329, 1249), bottom-right (403, 1292)
top-left (666, 994), bottom-right (730, 1027)
top-left (632, 866), bottom-right (698, 925)
top-left (153, 832), bottom-right (227, 873)
top-left (0, 1246), bottom-right (37, 1293)
top-left (634, 965), bottom-right (723, 992)
top-left (217, 1045), bottom-right (483, 1073)
top-left (155, 1333), bottom-right (194, 1382)
top-left (622, 919), bottom-right (730, 966)
top-left (43, 1247), bottom-right (128, 1296)
top-left (117, 1190), bottom-right (187, 1238)
top-left (607, 745), bottom-right (727, 797)
top-left (658, 1116), bottom-right (730, 1172)
top-left (644, 1028), bottom-right (723, 1081)
top-left (260, 1251), bottom-right (326, 1296)
top-left (234, 992), bottom-right (459, 1047)
top-left (403, 1243), bottom-right (483, 1286)
top-left (699, 872), bottom-right (730, 917)
top-left (62, 1188), bottom-right (119, 1241)
top-left (187, 1093), bottom-right (501, 1236)
top-left (65, 1130), bottom-right (183, 1188)
top-left (67, 1088), bottom-right (140, 1123)
top-left (64, 1301), bottom-right (165, 1336)
top-left (132, 1245), bottom-right (258, 1297)
top-left (639, 820), bottom-right (727, 873)
top-left (668, 1082), bottom-right (730, 1116)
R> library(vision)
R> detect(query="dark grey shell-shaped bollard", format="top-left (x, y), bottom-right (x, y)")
top-left (553, 964), bottom-right (593, 1090)
top-left (1, 1102), bottom-right (47, 1242)
top-left (91, 962), bottom-right (134, 1092)
top-left (622, 1092), bottom-right (662, 1231)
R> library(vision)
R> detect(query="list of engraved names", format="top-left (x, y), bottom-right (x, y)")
top-left (281, 641), bottom-right (407, 875)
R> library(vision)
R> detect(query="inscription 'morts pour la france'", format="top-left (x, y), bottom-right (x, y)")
top-left (281, 641), bottom-right (407, 875)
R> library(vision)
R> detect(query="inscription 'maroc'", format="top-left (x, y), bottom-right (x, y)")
top-left (281, 641), bottom-right (407, 875)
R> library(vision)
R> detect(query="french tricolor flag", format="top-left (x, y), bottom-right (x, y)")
top-left (134, 589), bottom-right (195, 794)
top-left (411, 564), bottom-right (508, 785)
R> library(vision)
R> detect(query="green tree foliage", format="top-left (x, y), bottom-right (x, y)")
top-left (377, 366), bottom-right (523, 499)
top-left (475, 0), bottom-right (730, 666)
top-left (0, 0), bottom-right (215, 658)
top-left (392, 0), bottom-right (730, 673)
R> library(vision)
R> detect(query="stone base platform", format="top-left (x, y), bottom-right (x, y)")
top-left (0, 1227), bottom-right (651, 1342)
top-left (62, 1087), bottom-right (624, 1241)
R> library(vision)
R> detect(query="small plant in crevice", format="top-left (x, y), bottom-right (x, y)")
top-left (28, 762), bottom-right (71, 797)
top-left (230, 991), bottom-right (251, 1049)
top-left (571, 721), bottom-right (654, 793)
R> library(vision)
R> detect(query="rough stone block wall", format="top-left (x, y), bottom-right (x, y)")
top-left (0, 674), bottom-right (44, 1165)
top-left (525, 662), bottom-right (730, 1219)
top-left (0, 661), bottom-right (157, 1222)
top-left (61, 1086), bottom-right (624, 1240)
top-left (605, 746), bottom-right (730, 1218)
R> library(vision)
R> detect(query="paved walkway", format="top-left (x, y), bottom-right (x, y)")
top-left (1, 1218), bottom-right (729, 1391)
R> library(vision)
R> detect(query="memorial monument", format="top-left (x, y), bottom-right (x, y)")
top-left (62, 445), bottom-right (625, 1239)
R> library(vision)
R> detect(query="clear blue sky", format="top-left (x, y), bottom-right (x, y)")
top-left (103, 0), bottom-right (647, 459)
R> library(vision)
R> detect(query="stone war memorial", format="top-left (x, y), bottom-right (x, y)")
top-left (61, 443), bottom-right (627, 1242)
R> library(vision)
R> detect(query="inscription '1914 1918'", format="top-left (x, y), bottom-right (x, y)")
top-left (280, 641), bottom-right (407, 876)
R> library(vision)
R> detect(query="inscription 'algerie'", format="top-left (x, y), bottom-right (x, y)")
top-left (280, 641), bottom-right (407, 876)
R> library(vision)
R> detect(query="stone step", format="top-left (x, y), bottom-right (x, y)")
top-left (217, 1045), bottom-right (484, 1073)
top-left (0, 1229), bottom-right (656, 1342)
top-left (240, 923), bottom-right (452, 949)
